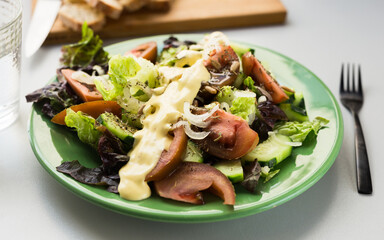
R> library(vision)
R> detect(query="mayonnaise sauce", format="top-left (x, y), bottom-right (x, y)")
top-left (118, 59), bottom-right (210, 200)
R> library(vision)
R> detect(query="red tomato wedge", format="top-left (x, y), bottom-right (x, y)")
top-left (51, 101), bottom-right (122, 125)
top-left (124, 41), bottom-right (157, 63)
top-left (242, 52), bottom-right (289, 104)
top-left (154, 162), bottom-right (236, 205)
top-left (196, 109), bottom-right (259, 160)
top-left (61, 69), bottom-right (103, 102)
top-left (145, 126), bottom-right (188, 182)
top-left (203, 45), bottom-right (240, 87)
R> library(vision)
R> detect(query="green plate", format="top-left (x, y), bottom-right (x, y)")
top-left (28, 34), bottom-right (343, 223)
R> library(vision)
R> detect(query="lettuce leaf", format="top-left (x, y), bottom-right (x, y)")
top-left (158, 45), bottom-right (188, 66)
top-left (252, 100), bottom-right (288, 141)
top-left (241, 161), bottom-right (261, 193)
top-left (216, 86), bottom-right (257, 123)
top-left (257, 100), bottom-right (288, 128)
top-left (25, 82), bottom-right (82, 118)
top-left (243, 76), bottom-right (258, 93)
top-left (274, 117), bottom-right (329, 142)
top-left (216, 86), bottom-right (235, 105)
top-left (56, 130), bottom-right (129, 193)
top-left (60, 22), bottom-right (109, 68)
top-left (260, 166), bottom-right (280, 183)
top-left (94, 55), bottom-right (158, 101)
top-left (230, 97), bottom-right (256, 122)
top-left (64, 109), bottom-right (102, 148)
top-left (158, 36), bottom-right (195, 66)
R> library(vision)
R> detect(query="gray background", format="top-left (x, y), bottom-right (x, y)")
top-left (1, 0), bottom-right (383, 239)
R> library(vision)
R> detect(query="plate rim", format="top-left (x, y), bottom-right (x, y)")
top-left (28, 33), bottom-right (344, 223)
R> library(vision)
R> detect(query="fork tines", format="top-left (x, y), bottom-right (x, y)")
top-left (340, 63), bottom-right (363, 96)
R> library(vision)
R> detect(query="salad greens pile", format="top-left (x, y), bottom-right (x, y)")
top-left (26, 24), bottom-right (328, 204)
top-left (60, 22), bottom-right (109, 68)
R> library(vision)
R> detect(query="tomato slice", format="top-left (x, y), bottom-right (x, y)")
top-left (145, 126), bottom-right (188, 182)
top-left (61, 69), bottom-right (103, 102)
top-left (51, 101), bottom-right (122, 125)
top-left (125, 41), bottom-right (157, 63)
top-left (196, 109), bottom-right (259, 160)
top-left (242, 52), bottom-right (289, 104)
top-left (154, 162), bottom-right (236, 205)
top-left (203, 45), bottom-right (240, 87)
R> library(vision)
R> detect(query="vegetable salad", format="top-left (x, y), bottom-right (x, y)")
top-left (26, 23), bottom-right (328, 205)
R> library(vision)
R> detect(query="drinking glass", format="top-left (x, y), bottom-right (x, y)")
top-left (0, 0), bottom-right (22, 130)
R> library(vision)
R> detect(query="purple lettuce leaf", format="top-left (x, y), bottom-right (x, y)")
top-left (241, 161), bottom-right (261, 193)
top-left (56, 130), bottom-right (129, 193)
top-left (25, 81), bottom-right (82, 118)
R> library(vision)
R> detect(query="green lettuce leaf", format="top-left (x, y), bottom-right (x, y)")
top-left (216, 86), bottom-right (235, 105)
top-left (274, 117), bottom-right (329, 142)
top-left (60, 22), bottom-right (109, 68)
top-left (94, 55), bottom-right (158, 101)
top-left (64, 109), bottom-right (101, 148)
top-left (158, 45), bottom-right (188, 66)
top-left (230, 97), bottom-right (257, 122)
top-left (243, 76), bottom-right (257, 92)
top-left (260, 166), bottom-right (280, 183)
top-left (135, 57), bottom-right (159, 88)
top-left (216, 86), bottom-right (257, 123)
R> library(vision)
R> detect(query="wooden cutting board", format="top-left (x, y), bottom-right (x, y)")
top-left (33, 0), bottom-right (287, 45)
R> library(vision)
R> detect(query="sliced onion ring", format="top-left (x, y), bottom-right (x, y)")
top-left (173, 121), bottom-right (210, 140)
top-left (220, 101), bottom-right (230, 112)
top-left (257, 86), bottom-right (273, 101)
top-left (183, 102), bottom-right (220, 128)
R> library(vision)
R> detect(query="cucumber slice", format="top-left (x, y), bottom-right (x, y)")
top-left (280, 90), bottom-right (309, 122)
top-left (97, 112), bottom-right (135, 148)
top-left (280, 103), bottom-right (309, 122)
top-left (242, 133), bottom-right (292, 167)
top-left (293, 91), bottom-right (305, 108)
top-left (183, 141), bottom-right (204, 163)
top-left (214, 160), bottom-right (244, 183)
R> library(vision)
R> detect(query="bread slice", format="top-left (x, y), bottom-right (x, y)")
top-left (146, 0), bottom-right (174, 12)
top-left (58, 3), bottom-right (106, 32)
top-left (118, 0), bottom-right (150, 12)
top-left (86, 0), bottom-right (123, 19)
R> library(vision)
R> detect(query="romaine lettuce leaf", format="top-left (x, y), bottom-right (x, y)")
top-left (216, 86), bottom-right (257, 123)
top-left (216, 86), bottom-right (235, 105)
top-left (64, 109), bottom-right (101, 148)
top-left (94, 55), bottom-right (158, 101)
top-left (230, 97), bottom-right (257, 123)
top-left (135, 57), bottom-right (159, 88)
top-left (60, 22), bottom-right (109, 68)
top-left (274, 117), bottom-right (329, 142)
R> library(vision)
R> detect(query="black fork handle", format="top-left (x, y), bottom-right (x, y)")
top-left (353, 112), bottom-right (373, 194)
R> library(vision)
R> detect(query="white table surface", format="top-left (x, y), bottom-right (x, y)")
top-left (2, 0), bottom-right (383, 239)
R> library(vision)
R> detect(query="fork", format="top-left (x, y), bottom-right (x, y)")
top-left (340, 64), bottom-right (372, 194)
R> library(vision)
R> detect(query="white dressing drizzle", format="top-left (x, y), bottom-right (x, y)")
top-left (118, 59), bottom-right (210, 201)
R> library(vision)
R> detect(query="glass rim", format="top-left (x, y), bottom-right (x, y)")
top-left (0, 0), bottom-right (22, 31)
